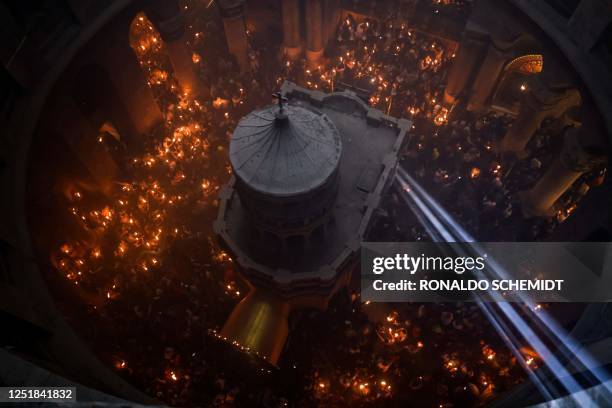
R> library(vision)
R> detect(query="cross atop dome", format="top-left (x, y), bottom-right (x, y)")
top-left (272, 92), bottom-right (289, 120)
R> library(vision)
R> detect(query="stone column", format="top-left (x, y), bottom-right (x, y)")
top-left (466, 45), bottom-right (509, 112)
top-left (499, 81), bottom-right (581, 157)
top-left (146, 0), bottom-right (204, 97)
top-left (96, 15), bottom-right (163, 138)
top-left (282, 0), bottom-right (302, 60)
top-left (305, 0), bottom-right (324, 68)
top-left (323, 0), bottom-right (341, 43)
top-left (51, 94), bottom-right (118, 194)
top-left (218, 0), bottom-right (249, 72)
top-left (467, 32), bottom-right (528, 113)
top-left (443, 27), bottom-right (488, 106)
top-left (520, 127), bottom-right (606, 217)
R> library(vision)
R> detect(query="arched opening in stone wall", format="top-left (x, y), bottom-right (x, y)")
top-left (491, 54), bottom-right (543, 114)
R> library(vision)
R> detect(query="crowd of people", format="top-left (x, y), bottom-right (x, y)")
top-left (32, 0), bottom-right (608, 407)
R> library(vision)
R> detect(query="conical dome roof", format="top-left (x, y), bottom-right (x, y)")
top-left (229, 104), bottom-right (342, 197)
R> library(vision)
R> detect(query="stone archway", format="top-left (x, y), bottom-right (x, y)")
top-left (490, 53), bottom-right (543, 114)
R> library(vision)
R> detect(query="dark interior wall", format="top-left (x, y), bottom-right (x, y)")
top-left (541, 0), bottom-right (581, 19)
top-left (595, 21), bottom-right (612, 65)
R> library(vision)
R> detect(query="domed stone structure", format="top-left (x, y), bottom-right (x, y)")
top-left (229, 102), bottom-right (342, 239)
top-left (214, 81), bottom-right (411, 364)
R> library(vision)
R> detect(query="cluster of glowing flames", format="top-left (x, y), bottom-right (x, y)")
top-left (281, 21), bottom-right (451, 124)
top-left (52, 13), bottom-right (227, 304)
top-left (48, 9), bottom-right (541, 405)
top-left (54, 13), bottom-right (455, 306)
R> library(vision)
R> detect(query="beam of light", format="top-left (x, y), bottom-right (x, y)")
top-left (394, 178), bottom-right (455, 242)
top-left (397, 166), bottom-right (612, 397)
top-left (476, 293), bottom-right (559, 401)
top-left (396, 171), bottom-right (588, 404)
top-left (529, 379), bottom-right (612, 408)
top-left (395, 173), bottom-right (556, 401)
top-left (397, 166), bottom-right (612, 395)
top-left (397, 167), bottom-right (609, 402)
top-left (395, 166), bottom-right (612, 405)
